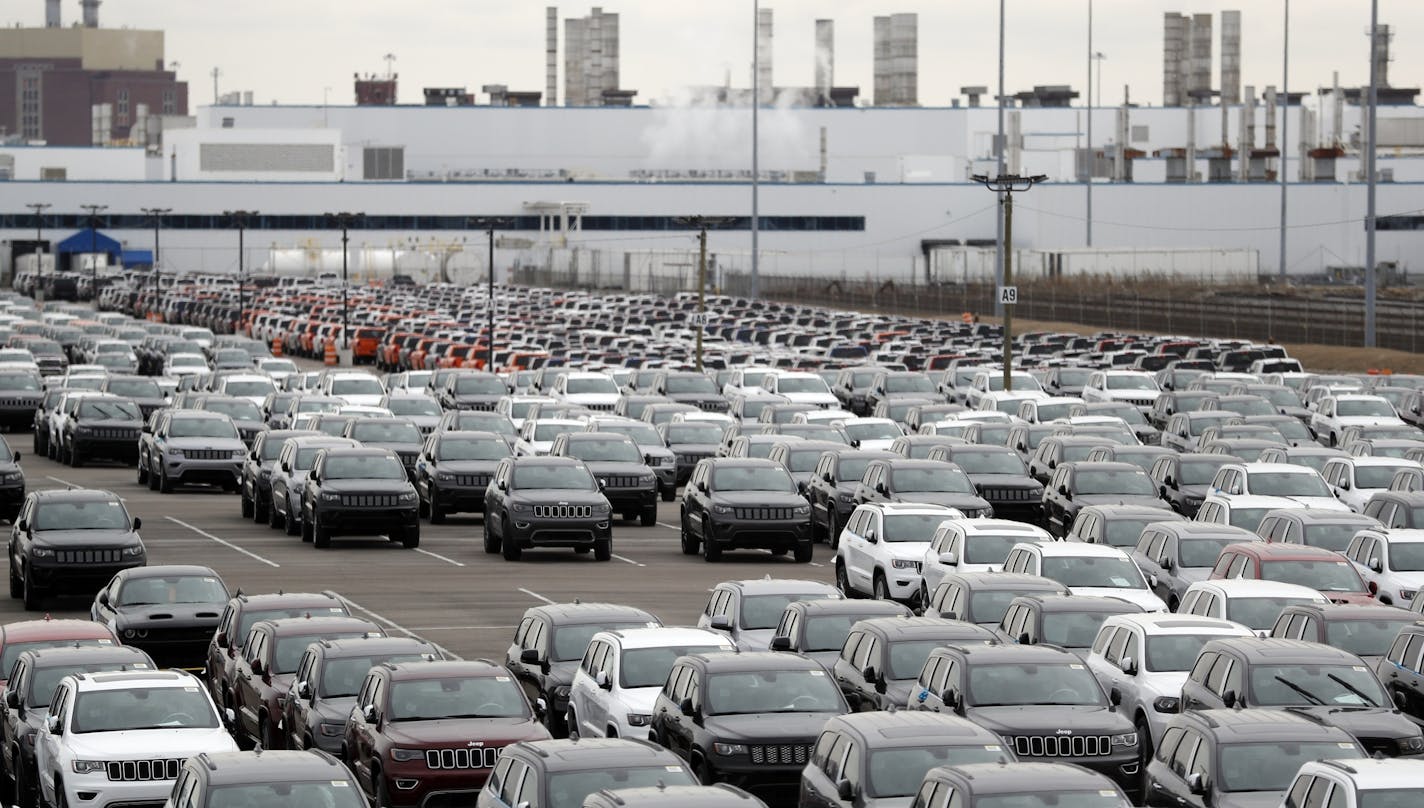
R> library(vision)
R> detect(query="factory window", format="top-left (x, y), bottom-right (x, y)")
top-left (0, 212), bottom-right (865, 233)
top-left (19, 74), bottom-right (42, 139)
top-left (363, 147), bottom-right (406, 181)
top-left (116, 88), bottom-right (129, 125)
top-left (162, 89), bottom-right (176, 115)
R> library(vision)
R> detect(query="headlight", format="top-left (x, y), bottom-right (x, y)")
top-left (2, 471), bottom-right (22, 483)
top-left (320, 491), bottom-right (341, 502)
top-left (398, 492), bottom-right (417, 503)
top-left (1400, 735), bottom-right (1424, 753)
top-left (319, 721), bottom-right (345, 737)
top-left (1153, 696), bottom-right (1180, 713)
top-left (30, 547), bottom-right (54, 558)
top-left (1110, 732), bottom-right (1139, 747)
top-left (72, 760), bottom-right (106, 775)
top-left (121, 544), bottom-right (145, 558)
top-left (793, 504), bottom-right (810, 515)
top-left (390, 748), bottom-right (424, 762)
top-left (626, 713), bottom-right (653, 727)
top-left (436, 471), bottom-right (455, 482)
top-left (1400, 589), bottom-right (1416, 602)
top-left (713, 743), bottom-right (747, 756)
top-left (168, 448), bottom-right (184, 457)
top-left (232, 449), bottom-right (246, 459)
top-left (511, 502), bottom-right (532, 513)
top-left (712, 504), bottom-right (733, 514)
top-left (657, 456), bottom-right (674, 467)
top-left (891, 559), bottom-right (921, 571)
top-left (837, 492), bottom-right (856, 503)
top-left (553, 686), bottom-right (571, 700)
top-left (640, 474), bottom-right (655, 483)
top-left (593, 502), bottom-right (612, 514)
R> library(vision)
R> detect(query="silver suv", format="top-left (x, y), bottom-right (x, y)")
top-left (139, 409), bottom-right (247, 493)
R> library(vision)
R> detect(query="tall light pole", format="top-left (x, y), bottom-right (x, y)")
top-left (674, 216), bottom-right (735, 372)
top-left (224, 210), bottom-right (258, 335)
top-left (972, 173), bottom-right (1048, 393)
top-left (326, 212), bottom-right (364, 353)
top-left (1279, 0), bottom-right (1290, 279)
top-left (140, 207), bottom-right (171, 321)
top-left (993, 0), bottom-right (1007, 317)
top-left (25, 202), bottom-right (51, 306)
top-left (1086, 0), bottom-right (1093, 247)
top-left (80, 204), bottom-right (108, 304)
top-left (1364, 0), bottom-right (1379, 347)
top-left (750, 0), bottom-right (760, 298)
top-left (468, 217), bottom-right (510, 372)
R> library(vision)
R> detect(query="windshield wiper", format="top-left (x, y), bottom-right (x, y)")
top-left (1325, 673), bottom-right (1379, 706)
top-left (1274, 675), bottom-right (1327, 705)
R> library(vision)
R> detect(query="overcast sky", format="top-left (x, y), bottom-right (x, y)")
top-left (17, 1), bottom-right (1420, 108)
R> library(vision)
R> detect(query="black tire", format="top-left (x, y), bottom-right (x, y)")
top-left (483, 523), bottom-right (501, 554)
top-left (158, 467), bottom-right (174, 493)
top-left (502, 532), bottom-right (522, 561)
top-left (793, 541), bottom-right (813, 563)
top-left (429, 490), bottom-right (446, 525)
top-left (827, 512), bottom-right (841, 550)
top-left (287, 507), bottom-right (303, 538)
top-left (660, 484), bottom-right (675, 503)
top-left (252, 495), bottom-right (267, 524)
top-left (417, 492), bottom-right (430, 519)
top-left (313, 520), bottom-right (331, 549)
top-left (268, 500), bottom-right (283, 530)
top-left (240, 495), bottom-right (253, 519)
top-left (836, 560), bottom-right (859, 598)
top-left (8, 562), bottom-right (20, 599)
top-left (69, 449), bottom-right (82, 468)
top-left (53, 776), bottom-right (67, 808)
top-left (594, 539), bottom-right (611, 561)
top-left (1135, 716), bottom-right (1153, 795)
top-left (375, 772), bottom-right (392, 808)
top-left (694, 754), bottom-right (716, 786)
top-left (21, 567), bottom-right (40, 612)
top-left (639, 505), bottom-right (656, 527)
top-left (301, 515), bottom-right (314, 543)
top-left (680, 517), bottom-right (699, 555)
top-left (702, 535), bottom-right (722, 562)
top-left (402, 525), bottom-right (420, 549)
top-left (146, 462), bottom-right (159, 491)
top-left (873, 572), bottom-right (891, 601)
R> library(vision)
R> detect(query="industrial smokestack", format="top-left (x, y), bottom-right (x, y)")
top-left (756, 7), bottom-right (773, 104)
top-left (45, 0), bottom-right (60, 27)
top-left (1220, 10), bottom-right (1241, 105)
top-left (80, 0), bottom-right (99, 28)
top-left (1372, 24), bottom-right (1391, 88)
top-left (814, 19), bottom-right (834, 106)
top-left (546, 7), bottom-right (558, 107)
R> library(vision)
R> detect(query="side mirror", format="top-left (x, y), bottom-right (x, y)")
top-left (249, 659), bottom-right (265, 677)
top-left (294, 680), bottom-right (312, 700)
top-left (141, 424), bottom-right (152, 434)
top-left (938, 551), bottom-right (959, 566)
top-left (1048, 459), bottom-right (1057, 470)
top-left (875, 483), bottom-right (888, 495)
top-left (519, 648), bottom-right (542, 665)
top-left (362, 703), bottom-right (381, 724)
top-left (1221, 689), bottom-right (1238, 709)
top-left (595, 671), bottom-right (612, 690)
top-left (1161, 556), bottom-right (1174, 571)
top-left (214, 631), bottom-right (228, 649)
top-left (1340, 481), bottom-right (1352, 491)
top-left (678, 697), bottom-right (699, 720)
top-left (837, 779), bottom-right (856, 802)
top-left (15, 519), bottom-right (26, 532)
top-left (697, 480), bottom-right (709, 494)
top-left (861, 664), bottom-right (879, 683)
top-left (1058, 485), bottom-right (1069, 497)
top-left (97, 590), bottom-right (109, 606)
top-left (943, 688), bottom-right (964, 714)
top-left (10, 452), bottom-right (17, 463)
top-left (1017, 633), bottom-right (1031, 646)
top-left (131, 517), bottom-right (142, 531)
top-left (4, 690), bottom-right (16, 710)
top-left (864, 529), bottom-right (878, 544)
top-left (769, 636), bottom-right (792, 652)
top-left (1186, 772), bottom-right (1207, 796)
top-left (1370, 558), bottom-right (1384, 574)
top-left (850, 439), bottom-right (861, 449)
top-left (46, 714), bottom-right (60, 734)
top-left (281, 462), bottom-right (291, 473)
top-left (709, 615), bottom-right (732, 631)
top-left (1110, 687), bottom-right (1123, 706)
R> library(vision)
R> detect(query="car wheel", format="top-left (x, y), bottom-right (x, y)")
top-left (793, 541), bottom-right (813, 563)
top-left (53, 777), bottom-right (67, 808)
top-left (8, 561), bottom-right (20, 599)
top-left (693, 754), bottom-right (716, 786)
top-left (21, 566), bottom-right (40, 612)
top-left (660, 484), bottom-right (675, 502)
top-left (836, 560), bottom-right (859, 598)
top-left (375, 772), bottom-right (392, 808)
top-left (429, 490), bottom-right (445, 525)
top-left (873, 572), bottom-right (893, 601)
top-left (502, 531), bottom-right (522, 561)
top-left (146, 461), bottom-right (160, 490)
top-left (402, 525), bottom-right (420, 549)
top-left (594, 538), bottom-right (611, 561)
top-left (240, 494), bottom-right (253, 519)
top-left (313, 520), bottom-right (332, 549)
top-left (919, 582), bottom-right (931, 610)
top-left (827, 512), bottom-right (841, 550)
top-left (251, 495), bottom-right (267, 524)
top-left (267, 500), bottom-right (282, 530)
top-left (69, 449), bottom-right (82, 468)
top-left (158, 466), bottom-right (174, 494)
top-left (1135, 716), bottom-right (1153, 794)
top-left (680, 513), bottom-right (698, 555)
top-left (702, 534), bottom-right (722, 562)
top-left (640, 504), bottom-right (656, 527)
top-left (483, 522), bottom-right (501, 554)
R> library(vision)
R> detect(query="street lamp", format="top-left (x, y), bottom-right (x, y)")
top-left (674, 216), bottom-right (735, 372)
top-left (468, 217), bottom-right (510, 372)
top-left (24, 202), bottom-right (50, 306)
top-left (970, 173), bottom-right (1048, 392)
top-left (80, 204), bottom-right (108, 305)
top-left (141, 207), bottom-right (171, 321)
top-left (325, 212), bottom-right (364, 353)
top-left (224, 210), bottom-right (258, 335)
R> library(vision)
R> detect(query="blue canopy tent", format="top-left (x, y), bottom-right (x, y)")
top-left (121, 249), bottom-right (154, 268)
top-left (55, 230), bottom-right (121, 272)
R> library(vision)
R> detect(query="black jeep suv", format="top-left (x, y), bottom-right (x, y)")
top-left (680, 458), bottom-right (813, 562)
top-left (484, 455), bottom-right (614, 561)
top-left (550, 432), bottom-right (658, 526)
top-left (300, 447), bottom-right (421, 549)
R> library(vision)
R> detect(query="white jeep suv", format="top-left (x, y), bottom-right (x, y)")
top-left (34, 669), bottom-right (237, 808)
top-left (835, 502), bottom-right (963, 604)
top-left (1344, 527), bottom-right (1424, 608)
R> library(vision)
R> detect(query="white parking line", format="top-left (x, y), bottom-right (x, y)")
top-left (165, 517), bottom-right (280, 568)
top-left (408, 625), bottom-right (516, 632)
top-left (414, 548), bottom-right (465, 567)
top-left (611, 553), bottom-right (645, 567)
top-left (45, 475), bottom-right (75, 487)
top-left (656, 521), bottom-right (680, 530)
top-left (337, 595), bottom-right (461, 661)
top-left (518, 587), bottom-right (556, 605)
top-left (809, 562), bottom-right (824, 567)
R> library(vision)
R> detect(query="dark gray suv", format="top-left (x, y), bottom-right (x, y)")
top-left (680, 458), bottom-right (813, 563)
top-left (484, 456), bottom-right (614, 561)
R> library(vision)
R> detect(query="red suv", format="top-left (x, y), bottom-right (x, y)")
top-left (0, 617), bottom-right (120, 689)
top-left (344, 659), bottom-right (550, 807)
top-left (1210, 541), bottom-right (1376, 604)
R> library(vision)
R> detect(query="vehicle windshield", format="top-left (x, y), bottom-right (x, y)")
top-left (1250, 663), bottom-right (1386, 707)
top-left (1, 640), bottom-right (112, 682)
top-left (331, 378), bottom-right (384, 396)
top-left (567, 439), bottom-right (640, 463)
top-left (893, 467), bottom-right (975, 494)
top-left (1034, 403), bottom-right (1075, 422)
top-left (1041, 613), bottom-right (1116, 648)
top-left (976, 793), bottom-right (1126, 808)
top-left (887, 639), bottom-right (955, 679)
top-left (1219, 741), bottom-right (1364, 793)
top-left (34, 500), bottom-right (129, 531)
top-left (1326, 618), bottom-right (1416, 657)
top-left (836, 457), bottom-right (875, 483)
top-left (705, 669), bottom-right (843, 715)
top-left (544, 767), bottom-right (697, 808)
top-left (962, 534), bottom-right (1028, 565)
top-left (969, 591), bottom-right (1024, 624)
top-left (117, 574), bottom-right (226, 606)
top-left (551, 621), bottom-right (652, 662)
top-left (742, 593), bottom-right (829, 630)
top-left (294, 445), bottom-right (346, 470)
top-left (1189, 414), bottom-right (1239, 436)
top-left (513, 465), bottom-right (595, 490)
top-left (296, 400), bottom-right (342, 415)
top-left (389, 676), bottom-right (528, 720)
top-left (351, 422), bottom-right (421, 443)
top-left (225, 380), bottom-right (275, 398)
top-left (169, 355), bottom-right (205, 368)
top-left (619, 644), bottom-right (728, 688)
top-left (387, 398), bottom-right (441, 417)
top-left (953, 450), bottom-right (1028, 476)
top-left (777, 377), bottom-right (828, 394)
top-left (1102, 518), bottom-right (1158, 548)
top-left (1075, 470), bottom-right (1156, 496)
top-left (667, 424), bottom-right (724, 444)
top-left (967, 663), bottom-right (1105, 706)
top-left (1250, 472), bottom-right (1332, 497)
top-left (534, 423), bottom-right (576, 442)
top-left (1179, 461), bottom-right (1227, 486)
top-left (1178, 538), bottom-right (1236, 568)
top-left (985, 375), bottom-right (1041, 393)
top-left (713, 466), bottom-right (795, 493)
top-left (320, 653), bottom-right (428, 697)
top-left (1041, 556), bottom-right (1145, 589)
top-left (204, 782), bottom-right (367, 808)
top-left (458, 414), bottom-right (516, 435)
top-left (602, 423), bottom-right (661, 444)
top-left (567, 377), bottom-right (618, 395)
top-left (1106, 376), bottom-right (1157, 390)
top-left (1146, 634), bottom-right (1231, 672)
top-left (1227, 507), bottom-right (1270, 531)
top-left (802, 616), bottom-right (870, 652)
top-left (437, 438), bottom-right (507, 461)
top-left (1358, 791), bottom-right (1423, 808)
top-left (78, 400), bottom-right (140, 421)
top-left (322, 455), bottom-right (407, 481)
top-left (667, 376), bottom-right (719, 394)
top-left (0, 374), bottom-right (39, 392)
top-left (1260, 559), bottom-right (1364, 592)
top-left (785, 449), bottom-right (824, 473)
top-left (71, 687), bottom-right (219, 732)
top-left (259, 359), bottom-right (297, 373)
top-left (169, 417), bottom-right (239, 439)
top-left (274, 632), bottom-right (369, 675)
top-left (844, 422), bottom-right (904, 441)
top-left (882, 513), bottom-right (949, 543)
top-left (1300, 524), bottom-right (1368, 552)
top-left (106, 380), bottom-right (160, 398)
top-left (454, 376), bottom-right (506, 395)
top-left (205, 400), bottom-right (261, 421)
top-left (885, 376), bottom-right (934, 393)
top-left (1227, 597), bottom-right (1319, 630)
top-left (867, 745), bottom-right (1005, 799)
top-left (30, 660), bottom-right (150, 708)
top-left (1337, 400), bottom-right (1397, 418)
top-left (1356, 465), bottom-right (1410, 489)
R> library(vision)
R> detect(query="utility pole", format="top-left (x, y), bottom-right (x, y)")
top-left (1364, 0), bottom-right (1379, 347)
top-left (25, 202), bottom-right (51, 307)
top-left (675, 216), bottom-right (735, 372)
top-left (971, 173), bottom-right (1048, 393)
top-left (211, 67), bottom-right (221, 103)
top-left (1086, 0), bottom-right (1093, 247)
top-left (141, 207), bottom-right (171, 321)
top-left (1279, 0), bottom-right (1290, 279)
top-left (750, 0), bottom-right (760, 298)
top-left (224, 210), bottom-right (258, 335)
top-left (326, 212), bottom-right (364, 354)
top-left (80, 204), bottom-right (108, 305)
top-left (468, 217), bottom-right (510, 372)
top-left (993, 0), bottom-right (1007, 317)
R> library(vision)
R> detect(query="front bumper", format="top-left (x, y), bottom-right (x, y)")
top-left (164, 456), bottom-right (243, 486)
top-left (59, 769), bottom-right (176, 808)
top-left (29, 556), bottom-right (144, 592)
top-left (72, 436), bottom-right (141, 460)
top-left (431, 482), bottom-right (488, 513)
top-left (604, 485), bottom-right (656, 512)
top-left (703, 741), bottom-right (817, 789)
top-left (382, 761), bottom-right (492, 808)
top-left (0, 402), bottom-right (40, 425)
top-left (314, 505), bottom-right (419, 535)
top-left (507, 516), bottom-right (612, 548)
top-left (119, 626), bottom-right (216, 670)
top-left (705, 518), bottom-right (812, 550)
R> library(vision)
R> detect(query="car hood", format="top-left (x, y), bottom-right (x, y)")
top-left (1281, 705), bottom-right (1420, 739)
top-left (669, 443), bottom-right (721, 456)
top-left (780, 392), bottom-right (838, 405)
top-left (380, 716), bottom-right (548, 746)
top-left (1214, 792), bottom-right (1291, 808)
top-left (703, 711), bottom-right (843, 740)
top-left (436, 460), bottom-right (499, 474)
top-left (854, 439), bottom-right (897, 451)
top-left (357, 441), bottom-right (422, 454)
top-left (1175, 567), bottom-right (1211, 585)
top-left (75, 418), bottom-right (142, 431)
top-left (322, 480), bottom-right (414, 494)
top-left (64, 726), bottom-right (237, 757)
top-left (167, 437), bottom-right (244, 451)
top-left (113, 602), bottom-right (224, 627)
top-left (614, 687), bottom-right (662, 716)
top-left (1321, 592), bottom-right (1378, 606)
top-left (802, 650), bottom-right (842, 671)
top-left (862, 797), bottom-right (914, 808)
top-left (966, 705), bottom-right (1133, 734)
top-left (1074, 495), bottom-right (1172, 509)
top-left (312, 695), bottom-right (358, 724)
top-left (510, 490), bottom-right (607, 505)
top-left (33, 529), bottom-right (141, 547)
top-left (891, 492), bottom-right (985, 510)
top-left (1069, 588), bottom-right (1167, 612)
top-left (711, 492), bottom-right (808, 507)
top-left (582, 461), bottom-right (652, 477)
top-left (1137, 672), bottom-right (1189, 701)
